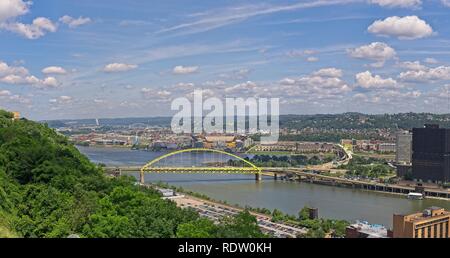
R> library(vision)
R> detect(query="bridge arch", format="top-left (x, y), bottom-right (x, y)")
top-left (140, 148), bottom-right (262, 183)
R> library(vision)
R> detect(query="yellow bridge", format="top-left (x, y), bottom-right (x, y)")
top-left (137, 148), bottom-right (262, 183)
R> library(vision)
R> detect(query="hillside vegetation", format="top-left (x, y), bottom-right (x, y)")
top-left (0, 110), bottom-right (263, 238)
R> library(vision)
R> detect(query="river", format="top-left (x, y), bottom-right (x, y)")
top-left (77, 146), bottom-right (450, 228)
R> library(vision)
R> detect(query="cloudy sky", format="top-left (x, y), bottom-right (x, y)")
top-left (1, 0), bottom-right (450, 120)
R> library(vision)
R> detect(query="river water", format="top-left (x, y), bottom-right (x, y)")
top-left (77, 146), bottom-right (450, 228)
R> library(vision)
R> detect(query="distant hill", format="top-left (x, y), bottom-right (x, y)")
top-left (43, 112), bottom-right (450, 130)
top-left (280, 113), bottom-right (450, 130)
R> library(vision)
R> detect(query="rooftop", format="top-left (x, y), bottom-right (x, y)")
top-left (349, 221), bottom-right (388, 238)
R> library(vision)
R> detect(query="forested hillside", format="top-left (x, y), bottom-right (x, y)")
top-left (0, 110), bottom-right (263, 238)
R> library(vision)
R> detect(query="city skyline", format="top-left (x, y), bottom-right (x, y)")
top-left (2, 0), bottom-right (450, 120)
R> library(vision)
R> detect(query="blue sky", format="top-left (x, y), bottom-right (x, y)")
top-left (1, 0), bottom-right (450, 120)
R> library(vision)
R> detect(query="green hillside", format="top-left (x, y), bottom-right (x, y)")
top-left (0, 110), bottom-right (263, 238)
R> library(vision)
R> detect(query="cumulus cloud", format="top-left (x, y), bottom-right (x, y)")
top-left (0, 1), bottom-right (61, 39)
top-left (0, 74), bottom-right (59, 88)
top-left (399, 66), bottom-right (450, 82)
top-left (368, 16), bottom-right (433, 40)
top-left (202, 80), bottom-right (225, 87)
top-left (369, 0), bottom-right (422, 8)
top-left (50, 95), bottom-right (73, 105)
top-left (172, 65), bottom-right (199, 75)
top-left (0, 90), bottom-right (11, 96)
top-left (0, 17), bottom-right (57, 39)
top-left (219, 68), bottom-right (251, 80)
top-left (398, 61), bottom-right (427, 71)
top-left (0, 60), bottom-right (28, 76)
top-left (224, 81), bottom-right (259, 95)
top-left (59, 15), bottom-right (91, 28)
top-left (355, 71), bottom-right (399, 89)
top-left (0, 0), bottom-right (29, 22)
top-left (424, 58), bottom-right (438, 64)
top-left (313, 68), bottom-right (343, 78)
top-left (8, 94), bottom-right (31, 104)
top-left (141, 88), bottom-right (172, 101)
top-left (0, 60), bottom-right (59, 88)
top-left (348, 42), bottom-right (396, 67)
top-left (42, 66), bottom-right (67, 74)
top-left (277, 69), bottom-right (352, 100)
top-left (306, 56), bottom-right (319, 62)
top-left (103, 63), bottom-right (138, 73)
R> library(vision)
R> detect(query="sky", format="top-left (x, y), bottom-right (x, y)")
top-left (1, 0), bottom-right (450, 120)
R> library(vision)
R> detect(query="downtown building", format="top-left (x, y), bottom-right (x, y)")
top-left (412, 124), bottom-right (450, 183)
top-left (393, 207), bottom-right (450, 238)
top-left (395, 130), bottom-right (412, 179)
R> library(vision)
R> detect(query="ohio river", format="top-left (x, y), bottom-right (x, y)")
top-left (77, 146), bottom-right (450, 228)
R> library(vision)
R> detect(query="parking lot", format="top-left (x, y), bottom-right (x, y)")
top-left (174, 196), bottom-right (307, 238)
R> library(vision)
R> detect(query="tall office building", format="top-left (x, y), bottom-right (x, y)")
top-left (393, 207), bottom-right (450, 238)
top-left (412, 124), bottom-right (450, 183)
top-left (396, 130), bottom-right (412, 164)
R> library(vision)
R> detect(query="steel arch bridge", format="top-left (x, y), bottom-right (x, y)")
top-left (139, 148), bottom-right (262, 183)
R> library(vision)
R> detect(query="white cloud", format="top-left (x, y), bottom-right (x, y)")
top-left (93, 98), bottom-right (106, 104)
top-left (8, 94), bottom-right (31, 104)
top-left (348, 42), bottom-right (396, 67)
top-left (0, 0), bottom-right (29, 22)
top-left (0, 74), bottom-right (59, 88)
top-left (399, 61), bottom-right (427, 71)
top-left (1, 17), bottom-right (57, 39)
top-left (219, 68), bottom-right (251, 80)
top-left (399, 66), bottom-right (450, 82)
top-left (172, 65), bottom-right (199, 74)
top-left (42, 66), bottom-right (67, 75)
top-left (159, 0), bottom-right (359, 35)
top-left (441, 0), bottom-right (450, 7)
top-left (225, 81), bottom-right (258, 94)
top-left (306, 56), bottom-right (319, 62)
top-left (0, 60), bottom-right (59, 88)
top-left (368, 16), bottom-right (433, 40)
top-left (286, 49), bottom-right (317, 58)
top-left (313, 68), bottom-right (343, 78)
top-left (369, 0), bottom-right (422, 8)
top-left (424, 57), bottom-right (438, 64)
top-left (277, 69), bottom-right (352, 100)
top-left (355, 71), bottom-right (399, 89)
top-left (103, 63), bottom-right (138, 73)
top-left (141, 88), bottom-right (173, 101)
top-left (0, 60), bottom-right (28, 76)
top-left (0, 90), bottom-right (11, 96)
top-left (59, 15), bottom-right (91, 28)
top-left (202, 80), bottom-right (226, 87)
top-left (42, 77), bottom-right (59, 88)
top-left (50, 96), bottom-right (73, 105)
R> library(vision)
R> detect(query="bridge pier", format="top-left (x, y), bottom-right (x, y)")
top-left (255, 173), bottom-right (262, 181)
top-left (140, 171), bottom-right (145, 184)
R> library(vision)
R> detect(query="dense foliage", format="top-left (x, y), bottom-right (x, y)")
top-left (271, 207), bottom-right (349, 238)
top-left (338, 156), bottom-right (394, 179)
top-left (0, 111), bottom-right (264, 238)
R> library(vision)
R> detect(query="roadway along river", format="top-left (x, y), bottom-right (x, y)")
top-left (77, 146), bottom-right (450, 228)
